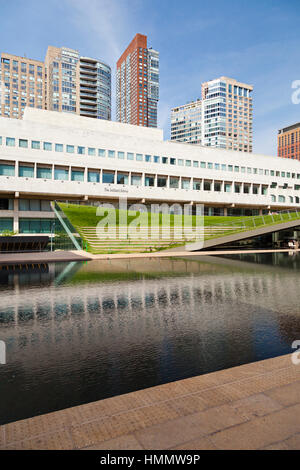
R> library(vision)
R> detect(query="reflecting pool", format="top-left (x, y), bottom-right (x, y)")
top-left (0, 252), bottom-right (299, 424)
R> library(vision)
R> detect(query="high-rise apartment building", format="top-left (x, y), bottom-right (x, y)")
top-left (278, 123), bottom-right (300, 160)
top-left (116, 33), bottom-right (159, 127)
top-left (171, 77), bottom-right (253, 152)
top-left (45, 46), bottom-right (79, 114)
top-left (0, 47), bottom-right (111, 121)
top-left (45, 46), bottom-right (111, 120)
top-left (78, 57), bottom-right (111, 120)
top-left (0, 53), bottom-right (45, 119)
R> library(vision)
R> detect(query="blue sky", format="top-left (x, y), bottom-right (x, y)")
top-left (1, 0), bottom-right (300, 155)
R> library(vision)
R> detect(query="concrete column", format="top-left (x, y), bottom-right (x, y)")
top-left (13, 198), bottom-right (19, 233)
top-left (224, 207), bottom-right (228, 216)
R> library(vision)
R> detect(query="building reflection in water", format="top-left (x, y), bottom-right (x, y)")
top-left (0, 253), bottom-right (299, 424)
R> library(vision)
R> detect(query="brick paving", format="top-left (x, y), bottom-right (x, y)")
top-left (0, 353), bottom-right (299, 450)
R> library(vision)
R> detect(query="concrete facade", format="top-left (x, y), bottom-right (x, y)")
top-left (1, 108), bottom-right (300, 233)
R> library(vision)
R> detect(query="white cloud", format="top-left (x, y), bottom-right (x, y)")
top-left (65, 0), bottom-right (133, 64)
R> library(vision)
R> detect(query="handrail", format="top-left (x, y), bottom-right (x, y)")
top-left (203, 208), bottom-right (300, 241)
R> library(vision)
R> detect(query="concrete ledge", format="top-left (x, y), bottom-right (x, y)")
top-left (0, 251), bottom-right (90, 265)
top-left (1, 354), bottom-right (299, 450)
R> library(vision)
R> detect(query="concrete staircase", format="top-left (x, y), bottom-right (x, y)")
top-left (77, 225), bottom-right (242, 253)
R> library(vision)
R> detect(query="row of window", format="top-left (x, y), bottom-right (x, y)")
top-left (0, 162), bottom-right (294, 200)
top-left (1, 135), bottom-right (300, 180)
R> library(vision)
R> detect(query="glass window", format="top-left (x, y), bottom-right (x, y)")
top-left (31, 140), bottom-right (40, 149)
top-left (41, 200), bottom-right (51, 211)
top-left (19, 199), bottom-right (29, 211)
top-left (193, 180), bottom-right (201, 190)
top-left (77, 146), bottom-right (85, 155)
top-left (278, 195), bottom-right (285, 203)
top-left (200, 162), bottom-right (206, 168)
top-left (88, 147), bottom-right (96, 156)
top-left (117, 173), bottom-right (128, 184)
top-left (54, 168), bottom-right (69, 180)
top-left (136, 153), bottom-right (143, 161)
top-left (98, 149), bottom-right (105, 157)
top-left (228, 165), bottom-right (233, 172)
top-left (131, 174), bottom-right (142, 186)
top-left (6, 137), bottom-right (15, 146)
top-left (234, 184), bottom-right (241, 193)
top-left (170, 158), bottom-right (176, 165)
top-left (30, 199), bottom-right (40, 211)
top-left (19, 139), bottom-right (28, 148)
top-left (66, 145), bottom-right (74, 153)
top-left (88, 171), bottom-right (99, 183)
top-left (0, 218), bottom-right (13, 232)
top-left (182, 179), bottom-right (190, 189)
top-left (157, 176), bottom-right (167, 187)
top-left (0, 164), bottom-right (15, 176)
top-left (108, 150), bottom-right (115, 158)
top-left (215, 163), bottom-right (220, 170)
top-left (37, 167), bottom-right (52, 179)
top-left (193, 161), bottom-right (199, 168)
top-left (234, 166), bottom-right (239, 172)
top-left (127, 152), bottom-right (134, 160)
top-left (145, 155), bottom-right (151, 162)
top-left (118, 151), bottom-right (125, 159)
top-left (145, 175), bottom-right (154, 186)
top-left (204, 181), bottom-right (211, 191)
top-left (170, 177), bottom-right (179, 188)
top-left (207, 162), bottom-right (213, 169)
top-left (225, 183), bottom-right (231, 192)
top-left (154, 155), bottom-right (160, 163)
top-left (43, 142), bottom-right (52, 151)
top-left (178, 159), bottom-right (184, 166)
top-left (19, 165), bottom-right (34, 177)
top-left (186, 160), bottom-right (191, 167)
top-left (55, 143), bottom-right (63, 152)
top-left (241, 167), bottom-right (246, 173)
top-left (162, 156), bottom-right (168, 164)
top-left (102, 172), bottom-right (114, 184)
top-left (71, 170), bottom-right (84, 181)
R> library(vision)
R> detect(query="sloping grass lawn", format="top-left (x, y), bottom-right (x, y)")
top-left (58, 202), bottom-right (246, 228)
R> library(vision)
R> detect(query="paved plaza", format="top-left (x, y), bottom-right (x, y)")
top-left (1, 354), bottom-right (299, 450)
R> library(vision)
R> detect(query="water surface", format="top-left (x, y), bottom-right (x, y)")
top-left (0, 252), bottom-right (299, 424)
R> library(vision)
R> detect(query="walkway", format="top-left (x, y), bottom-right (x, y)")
top-left (1, 354), bottom-right (299, 450)
top-left (73, 247), bottom-right (300, 261)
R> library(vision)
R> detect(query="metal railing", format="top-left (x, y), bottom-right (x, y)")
top-left (203, 209), bottom-right (300, 241)
top-left (51, 202), bottom-right (84, 251)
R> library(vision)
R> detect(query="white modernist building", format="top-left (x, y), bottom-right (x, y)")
top-left (0, 108), bottom-right (300, 234)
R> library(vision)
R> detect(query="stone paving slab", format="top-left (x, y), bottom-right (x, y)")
top-left (0, 353), bottom-right (299, 450)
